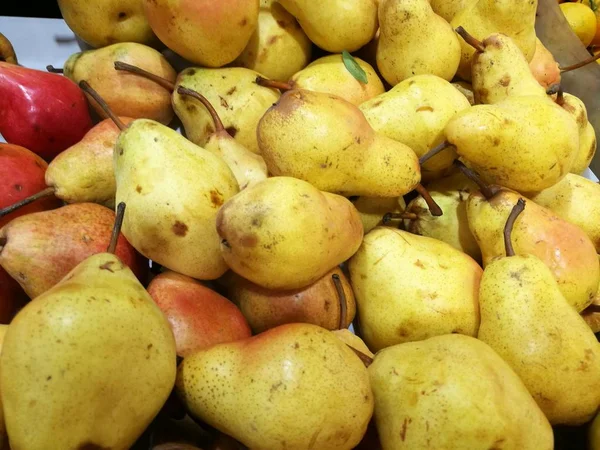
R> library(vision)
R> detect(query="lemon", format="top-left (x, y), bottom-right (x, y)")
top-left (560, 2), bottom-right (598, 47)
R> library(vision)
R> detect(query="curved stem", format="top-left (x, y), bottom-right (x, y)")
top-left (560, 52), bottom-right (600, 73)
top-left (332, 273), bottom-right (347, 330)
top-left (0, 187), bottom-right (55, 218)
top-left (503, 198), bottom-right (525, 257)
top-left (454, 160), bottom-right (496, 200)
top-left (255, 76), bottom-right (293, 91)
top-left (0, 32), bottom-right (17, 64)
top-left (382, 212), bottom-right (418, 224)
top-left (177, 86), bottom-right (225, 133)
top-left (347, 345), bottom-right (374, 368)
top-left (414, 184), bottom-right (443, 217)
top-left (46, 65), bottom-right (63, 73)
top-left (79, 80), bottom-right (126, 131)
top-left (455, 26), bottom-right (485, 53)
top-left (114, 61), bottom-right (175, 92)
top-left (107, 202), bottom-right (126, 254)
top-left (419, 140), bottom-right (454, 165)
top-left (555, 84), bottom-right (564, 106)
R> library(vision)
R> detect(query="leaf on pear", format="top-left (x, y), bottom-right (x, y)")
top-left (342, 50), bottom-right (368, 84)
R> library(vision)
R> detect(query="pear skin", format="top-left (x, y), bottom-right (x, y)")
top-left (353, 196), bottom-right (405, 234)
top-left (429, 0), bottom-right (477, 22)
top-left (571, 121), bottom-right (597, 175)
top-left (529, 37), bottom-right (561, 90)
top-left (176, 323), bottom-right (373, 450)
top-left (0, 253), bottom-right (177, 449)
top-left (332, 329), bottom-right (374, 358)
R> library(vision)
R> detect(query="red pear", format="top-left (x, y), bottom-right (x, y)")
top-left (147, 271), bottom-right (251, 357)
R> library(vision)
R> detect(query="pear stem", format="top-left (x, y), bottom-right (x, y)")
top-left (79, 80), bottom-right (126, 131)
top-left (114, 61), bottom-right (175, 92)
top-left (176, 86), bottom-right (225, 133)
top-left (503, 198), bottom-right (525, 258)
top-left (382, 212), bottom-right (418, 223)
top-left (0, 32), bottom-right (18, 65)
top-left (560, 52), bottom-right (600, 73)
top-left (255, 76), bottom-right (293, 91)
top-left (107, 202), bottom-right (126, 254)
top-left (455, 26), bottom-right (485, 53)
top-left (332, 273), bottom-right (347, 330)
top-left (414, 184), bottom-right (443, 217)
top-left (347, 345), bottom-right (374, 368)
top-left (546, 84), bottom-right (561, 96)
top-left (454, 160), bottom-right (496, 200)
top-left (555, 85), bottom-right (565, 106)
top-left (0, 187), bottom-right (55, 218)
top-left (585, 304), bottom-right (600, 313)
top-left (46, 65), bottom-right (63, 73)
top-left (419, 140), bottom-right (454, 165)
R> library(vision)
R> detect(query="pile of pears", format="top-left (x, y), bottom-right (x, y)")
top-left (3, 0), bottom-right (600, 448)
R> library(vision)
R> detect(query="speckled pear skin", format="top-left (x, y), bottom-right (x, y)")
top-left (369, 334), bottom-right (554, 450)
top-left (478, 254), bottom-right (600, 425)
top-left (0, 253), bottom-right (177, 450)
top-left (176, 323), bottom-right (373, 450)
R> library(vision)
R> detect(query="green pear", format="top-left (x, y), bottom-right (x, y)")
top-left (377, 0), bottom-right (461, 86)
top-left (352, 196), bottom-right (406, 234)
top-left (445, 95), bottom-right (579, 193)
top-left (477, 198), bottom-right (600, 425)
top-left (360, 74), bottom-right (470, 181)
top-left (369, 334), bottom-right (553, 449)
top-left (216, 177), bottom-right (363, 290)
top-left (177, 323), bottom-right (373, 450)
top-left (257, 89), bottom-right (421, 197)
top-left (349, 227), bottom-right (482, 352)
top-left (451, 0), bottom-right (537, 80)
top-left (173, 67), bottom-right (280, 154)
top-left (114, 119), bottom-right (239, 280)
top-left (0, 253), bottom-right (176, 449)
top-left (278, 0), bottom-right (378, 52)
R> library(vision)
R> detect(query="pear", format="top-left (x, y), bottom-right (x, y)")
top-left (278, 0), bottom-right (378, 52)
top-left (176, 87), bottom-right (268, 190)
top-left (65, 42), bottom-right (176, 124)
top-left (530, 173), bottom-right (600, 252)
top-left (451, 0), bottom-right (538, 80)
top-left (216, 177), bottom-right (363, 290)
top-left (58, 0), bottom-right (157, 47)
top-left (529, 37), bottom-right (561, 90)
top-left (352, 196), bottom-right (406, 233)
top-left (143, 0), bottom-right (259, 67)
top-left (176, 323), bottom-right (373, 450)
top-left (114, 119), bottom-right (239, 280)
top-left (234, 0), bottom-right (312, 81)
top-left (429, 0), bottom-right (476, 22)
top-left (377, 0), bottom-right (461, 86)
top-left (445, 95), bottom-right (579, 193)
top-left (467, 186), bottom-right (599, 312)
top-left (369, 334), bottom-right (554, 449)
top-left (452, 81), bottom-right (475, 105)
top-left (332, 329), bottom-right (374, 358)
top-left (360, 74), bottom-right (470, 181)
top-left (572, 121), bottom-right (597, 175)
top-left (222, 266), bottom-right (356, 333)
top-left (477, 198), bottom-right (600, 425)
top-left (173, 67), bottom-right (280, 154)
top-left (582, 284), bottom-right (600, 334)
top-left (404, 171), bottom-right (481, 261)
top-left (349, 227), bottom-right (482, 352)
top-left (257, 89), bottom-right (420, 197)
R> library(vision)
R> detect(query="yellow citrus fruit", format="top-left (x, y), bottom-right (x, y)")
top-left (579, 0), bottom-right (600, 46)
top-left (560, 2), bottom-right (598, 47)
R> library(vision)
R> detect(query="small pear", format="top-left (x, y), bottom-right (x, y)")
top-left (258, 89), bottom-right (420, 197)
top-left (65, 43), bottom-right (176, 124)
top-left (216, 177), bottom-right (363, 290)
top-left (349, 227), bottom-right (482, 352)
top-left (369, 334), bottom-right (554, 449)
top-left (176, 323), bottom-right (373, 450)
top-left (352, 196), bottom-right (405, 233)
top-left (377, 0), bottom-right (461, 86)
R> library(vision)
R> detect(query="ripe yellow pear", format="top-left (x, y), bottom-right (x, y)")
top-left (572, 121), bottom-right (597, 174)
top-left (429, 0), bottom-right (477, 22)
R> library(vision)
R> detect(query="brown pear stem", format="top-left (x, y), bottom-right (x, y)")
top-left (79, 80), bottom-right (126, 131)
top-left (455, 26), bottom-right (485, 53)
top-left (347, 345), bottom-right (374, 368)
top-left (255, 76), bottom-right (293, 91)
top-left (414, 184), bottom-right (443, 217)
top-left (0, 32), bottom-right (18, 65)
top-left (454, 160), bottom-right (496, 200)
top-left (177, 86), bottom-right (225, 133)
top-left (560, 52), bottom-right (600, 73)
top-left (546, 84), bottom-right (561, 96)
top-left (382, 212), bottom-right (418, 223)
top-left (555, 85), bottom-right (565, 106)
top-left (0, 187), bottom-right (55, 218)
top-left (114, 61), bottom-right (175, 92)
top-left (585, 304), bottom-right (600, 313)
top-left (332, 274), bottom-right (347, 330)
top-left (46, 65), bottom-right (63, 73)
top-left (107, 202), bottom-right (126, 254)
top-left (503, 198), bottom-right (525, 258)
top-left (419, 140), bottom-right (454, 165)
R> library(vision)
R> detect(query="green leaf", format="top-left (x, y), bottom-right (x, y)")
top-left (342, 50), bottom-right (368, 84)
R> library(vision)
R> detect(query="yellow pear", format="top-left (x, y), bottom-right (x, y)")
top-left (216, 177), bottom-right (363, 290)
top-left (258, 89), bottom-right (421, 197)
top-left (572, 121), bottom-right (597, 174)
top-left (377, 0), bottom-right (461, 85)
top-left (332, 329), bottom-right (374, 358)
top-left (429, 0), bottom-right (477, 22)
top-left (360, 74), bottom-right (470, 181)
top-left (176, 323), bottom-right (373, 450)
top-left (352, 196), bottom-right (406, 233)
top-left (235, 0), bottom-right (312, 81)
top-left (369, 334), bottom-right (553, 449)
top-left (349, 227), bottom-right (482, 352)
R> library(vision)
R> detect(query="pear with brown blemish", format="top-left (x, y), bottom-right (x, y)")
top-left (477, 199), bottom-right (600, 425)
